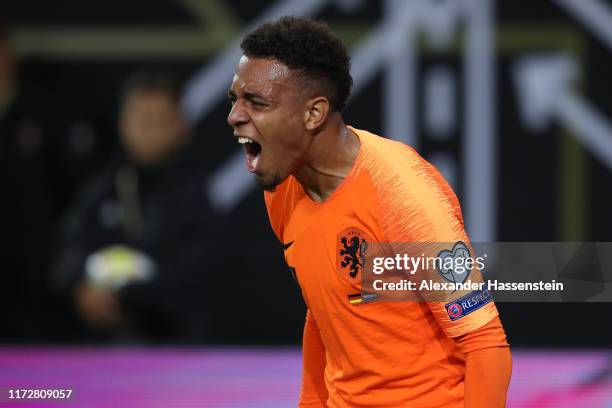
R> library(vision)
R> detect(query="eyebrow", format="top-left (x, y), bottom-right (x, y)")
top-left (227, 89), bottom-right (270, 103)
top-left (244, 91), bottom-right (266, 100)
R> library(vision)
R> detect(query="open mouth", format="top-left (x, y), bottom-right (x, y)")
top-left (237, 136), bottom-right (262, 173)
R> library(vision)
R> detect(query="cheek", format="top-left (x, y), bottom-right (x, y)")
top-left (123, 123), bottom-right (146, 144)
top-left (259, 115), bottom-right (303, 150)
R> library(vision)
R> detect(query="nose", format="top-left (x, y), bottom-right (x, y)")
top-left (227, 99), bottom-right (249, 128)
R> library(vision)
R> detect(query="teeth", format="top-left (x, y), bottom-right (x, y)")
top-left (238, 137), bottom-right (254, 144)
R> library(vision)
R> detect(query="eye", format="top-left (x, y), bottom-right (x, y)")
top-left (249, 99), bottom-right (267, 108)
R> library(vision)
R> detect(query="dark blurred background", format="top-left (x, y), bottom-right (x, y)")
top-left (0, 0), bottom-right (611, 350)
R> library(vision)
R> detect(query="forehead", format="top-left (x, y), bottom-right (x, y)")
top-left (125, 90), bottom-right (174, 106)
top-left (231, 55), bottom-right (295, 94)
top-left (122, 91), bottom-right (178, 117)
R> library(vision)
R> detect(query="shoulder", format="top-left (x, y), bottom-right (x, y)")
top-left (352, 127), bottom-right (465, 242)
top-left (354, 127), bottom-right (438, 187)
top-left (354, 127), bottom-right (450, 203)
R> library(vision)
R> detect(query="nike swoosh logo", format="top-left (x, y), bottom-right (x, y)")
top-left (283, 241), bottom-right (294, 250)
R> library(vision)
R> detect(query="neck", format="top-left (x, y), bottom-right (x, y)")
top-left (294, 114), bottom-right (360, 202)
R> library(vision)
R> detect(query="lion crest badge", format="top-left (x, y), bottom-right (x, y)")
top-left (336, 228), bottom-right (370, 280)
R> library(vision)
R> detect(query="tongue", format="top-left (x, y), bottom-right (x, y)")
top-left (245, 150), bottom-right (259, 173)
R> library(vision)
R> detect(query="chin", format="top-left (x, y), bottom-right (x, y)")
top-left (255, 173), bottom-right (283, 192)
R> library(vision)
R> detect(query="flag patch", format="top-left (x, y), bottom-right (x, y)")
top-left (348, 293), bottom-right (378, 304)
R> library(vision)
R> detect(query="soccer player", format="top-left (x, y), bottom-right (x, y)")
top-left (227, 17), bottom-right (511, 407)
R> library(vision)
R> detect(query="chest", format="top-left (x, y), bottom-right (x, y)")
top-left (281, 189), bottom-right (384, 308)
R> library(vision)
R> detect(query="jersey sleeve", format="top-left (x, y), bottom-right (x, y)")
top-left (368, 140), bottom-right (499, 338)
top-left (457, 317), bottom-right (512, 407)
top-left (298, 309), bottom-right (328, 407)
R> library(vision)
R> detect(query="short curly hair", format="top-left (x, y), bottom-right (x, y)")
top-left (240, 16), bottom-right (353, 112)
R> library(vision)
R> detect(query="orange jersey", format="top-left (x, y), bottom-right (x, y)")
top-left (264, 127), bottom-right (505, 407)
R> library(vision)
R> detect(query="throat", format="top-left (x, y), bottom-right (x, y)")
top-left (296, 124), bottom-right (361, 203)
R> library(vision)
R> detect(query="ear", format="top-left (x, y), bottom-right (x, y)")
top-left (303, 96), bottom-right (330, 131)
